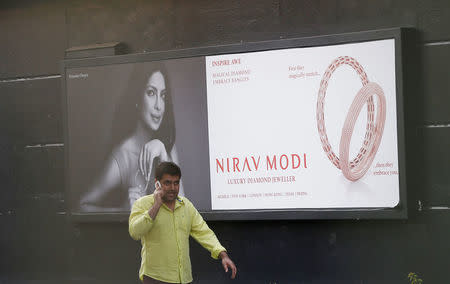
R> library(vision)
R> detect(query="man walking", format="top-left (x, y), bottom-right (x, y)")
top-left (129, 162), bottom-right (237, 283)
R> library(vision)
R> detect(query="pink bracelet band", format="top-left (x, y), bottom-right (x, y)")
top-left (317, 56), bottom-right (386, 181)
top-left (339, 82), bottom-right (386, 181)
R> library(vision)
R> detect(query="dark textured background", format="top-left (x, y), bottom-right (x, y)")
top-left (1, 0), bottom-right (449, 283)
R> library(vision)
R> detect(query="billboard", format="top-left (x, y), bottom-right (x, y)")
top-left (62, 28), bottom-right (407, 221)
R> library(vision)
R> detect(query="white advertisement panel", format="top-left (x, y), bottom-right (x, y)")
top-left (206, 39), bottom-right (399, 210)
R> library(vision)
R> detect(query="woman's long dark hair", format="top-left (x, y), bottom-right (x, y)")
top-left (111, 61), bottom-right (176, 152)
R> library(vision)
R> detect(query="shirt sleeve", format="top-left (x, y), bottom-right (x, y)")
top-left (128, 197), bottom-right (154, 241)
top-left (189, 204), bottom-right (226, 259)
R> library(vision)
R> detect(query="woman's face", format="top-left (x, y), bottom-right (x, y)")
top-left (140, 71), bottom-right (166, 131)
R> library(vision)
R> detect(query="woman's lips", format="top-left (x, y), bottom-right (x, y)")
top-left (151, 114), bottom-right (161, 123)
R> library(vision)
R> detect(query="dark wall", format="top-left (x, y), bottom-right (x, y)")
top-left (1, 1), bottom-right (449, 283)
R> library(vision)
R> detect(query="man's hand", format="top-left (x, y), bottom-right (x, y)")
top-left (148, 182), bottom-right (163, 220)
top-left (219, 251), bottom-right (237, 279)
top-left (153, 182), bottom-right (164, 205)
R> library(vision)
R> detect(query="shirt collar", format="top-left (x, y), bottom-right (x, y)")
top-left (174, 196), bottom-right (184, 210)
top-left (154, 195), bottom-right (184, 211)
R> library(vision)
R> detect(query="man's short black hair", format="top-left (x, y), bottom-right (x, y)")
top-left (155, 162), bottom-right (182, 180)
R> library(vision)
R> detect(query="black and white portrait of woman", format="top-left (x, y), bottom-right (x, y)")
top-left (68, 57), bottom-right (211, 215)
top-left (79, 62), bottom-right (183, 212)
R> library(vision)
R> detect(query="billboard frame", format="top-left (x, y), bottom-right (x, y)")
top-left (62, 27), bottom-right (408, 222)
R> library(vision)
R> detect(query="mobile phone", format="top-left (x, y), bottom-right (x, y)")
top-left (154, 181), bottom-right (161, 190)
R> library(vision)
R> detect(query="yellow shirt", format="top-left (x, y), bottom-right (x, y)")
top-left (129, 194), bottom-right (226, 283)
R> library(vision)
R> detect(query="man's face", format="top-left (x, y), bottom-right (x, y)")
top-left (158, 174), bottom-right (180, 203)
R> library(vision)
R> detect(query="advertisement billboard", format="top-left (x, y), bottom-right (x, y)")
top-left (62, 28), bottom-right (407, 221)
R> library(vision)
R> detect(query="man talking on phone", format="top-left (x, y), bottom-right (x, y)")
top-left (129, 161), bottom-right (237, 283)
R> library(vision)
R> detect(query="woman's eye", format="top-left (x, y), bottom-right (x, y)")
top-left (161, 91), bottom-right (166, 100)
top-left (146, 89), bottom-right (155, 96)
